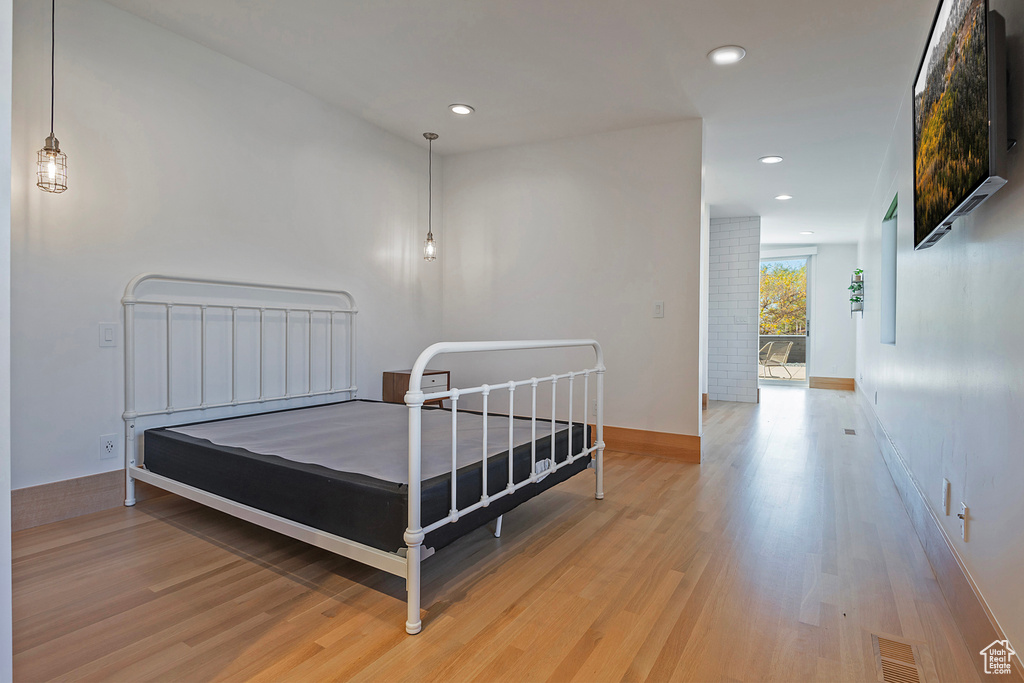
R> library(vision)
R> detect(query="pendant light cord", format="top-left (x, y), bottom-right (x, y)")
top-left (427, 136), bottom-right (433, 236)
top-left (49, 0), bottom-right (55, 137)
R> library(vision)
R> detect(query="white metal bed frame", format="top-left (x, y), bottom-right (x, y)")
top-left (122, 274), bottom-right (605, 635)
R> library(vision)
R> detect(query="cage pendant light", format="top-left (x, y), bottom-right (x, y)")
top-left (423, 132), bottom-right (438, 261)
top-left (37, 0), bottom-right (67, 193)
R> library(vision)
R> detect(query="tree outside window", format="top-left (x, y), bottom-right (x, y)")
top-left (760, 260), bottom-right (807, 335)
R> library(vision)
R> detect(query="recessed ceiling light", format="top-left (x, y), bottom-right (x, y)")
top-left (449, 104), bottom-right (475, 115)
top-left (800, 231), bottom-right (815, 235)
top-left (775, 194), bottom-right (793, 201)
top-left (759, 156), bottom-right (784, 164)
top-left (707, 45), bottom-right (746, 66)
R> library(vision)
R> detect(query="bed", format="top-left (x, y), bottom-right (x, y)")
top-left (122, 274), bottom-right (606, 634)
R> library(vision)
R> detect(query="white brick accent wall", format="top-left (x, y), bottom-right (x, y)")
top-left (708, 217), bottom-right (760, 403)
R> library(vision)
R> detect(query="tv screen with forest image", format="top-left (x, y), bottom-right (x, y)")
top-left (913, 0), bottom-right (989, 247)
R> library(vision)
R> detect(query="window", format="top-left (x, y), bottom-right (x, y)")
top-left (880, 195), bottom-right (897, 344)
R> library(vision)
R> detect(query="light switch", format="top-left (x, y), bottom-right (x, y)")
top-left (99, 323), bottom-right (118, 348)
top-left (653, 301), bottom-right (664, 318)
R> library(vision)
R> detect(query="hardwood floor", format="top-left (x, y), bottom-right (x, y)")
top-left (13, 387), bottom-right (982, 681)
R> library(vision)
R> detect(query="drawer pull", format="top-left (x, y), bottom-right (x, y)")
top-left (420, 374), bottom-right (446, 389)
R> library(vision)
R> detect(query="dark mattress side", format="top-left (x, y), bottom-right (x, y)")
top-left (143, 402), bottom-right (591, 554)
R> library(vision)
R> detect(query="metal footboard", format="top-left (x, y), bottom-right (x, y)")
top-left (402, 340), bottom-right (605, 634)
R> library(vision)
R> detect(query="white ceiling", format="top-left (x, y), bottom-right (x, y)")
top-left (102, 0), bottom-right (937, 244)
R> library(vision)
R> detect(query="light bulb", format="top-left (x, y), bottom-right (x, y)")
top-left (707, 45), bottom-right (746, 65)
top-left (423, 234), bottom-right (437, 261)
top-left (36, 141), bottom-right (67, 193)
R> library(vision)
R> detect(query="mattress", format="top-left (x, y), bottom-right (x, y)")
top-left (143, 400), bottom-right (591, 553)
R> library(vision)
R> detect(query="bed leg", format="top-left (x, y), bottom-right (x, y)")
top-left (404, 529), bottom-right (423, 635)
top-left (595, 368), bottom-right (605, 501)
top-left (493, 515), bottom-right (503, 538)
top-left (124, 420), bottom-right (137, 507)
top-left (125, 475), bottom-right (136, 507)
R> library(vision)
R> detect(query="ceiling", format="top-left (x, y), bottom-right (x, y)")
top-left (102, 0), bottom-right (938, 244)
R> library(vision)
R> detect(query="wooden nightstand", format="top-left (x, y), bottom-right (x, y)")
top-left (382, 369), bottom-right (450, 405)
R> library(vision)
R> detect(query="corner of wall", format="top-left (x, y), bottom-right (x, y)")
top-left (1, 0), bottom-right (15, 674)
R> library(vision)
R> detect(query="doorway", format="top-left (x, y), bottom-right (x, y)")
top-left (758, 257), bottom-right (809, 386)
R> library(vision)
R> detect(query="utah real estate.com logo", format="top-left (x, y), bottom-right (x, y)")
top-left (980, 640), bottom-right (1017, 676)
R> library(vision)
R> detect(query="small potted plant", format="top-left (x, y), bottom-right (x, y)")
top-left (850, 270), bottom-right (864, 314)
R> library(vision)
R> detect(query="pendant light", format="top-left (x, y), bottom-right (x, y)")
top-left (36, 0), bottom-right (67, 194)
top-left (422, 132), bottom-right (438, 261)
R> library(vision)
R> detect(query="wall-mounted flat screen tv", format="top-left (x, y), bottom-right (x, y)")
top-left (913, 0), bottom-right (1007, 250)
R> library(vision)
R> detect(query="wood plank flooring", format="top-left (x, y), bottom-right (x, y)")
top-left (13, 387), bottom-right (982, 681)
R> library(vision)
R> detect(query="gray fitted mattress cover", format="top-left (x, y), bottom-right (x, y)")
top-left (169, 400), bottom-right (553, 484)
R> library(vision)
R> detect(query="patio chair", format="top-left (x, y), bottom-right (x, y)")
top-left (758, 341), bottom-right (773, 377)
top-left (761, 341), bottom-right (794, 378)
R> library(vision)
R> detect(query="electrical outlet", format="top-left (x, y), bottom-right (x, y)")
top-left (958, 502), bottom-right (968, 541)
top-left (653, 301), bottom-right (665, 318)
top-left (941, 478), bottom-right (950, 515)
top-left (99, 433), bottom-right (119, 460)
top-left (591, 398), bottom-right (599, 417)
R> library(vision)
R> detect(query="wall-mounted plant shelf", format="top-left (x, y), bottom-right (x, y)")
top-left (849, 269), bottom-right (864, 317)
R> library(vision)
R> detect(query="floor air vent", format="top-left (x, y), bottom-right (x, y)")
top-left (872, 634), bottom-right (925, 683)
top-left (844, 428), bottom-right (856, 435)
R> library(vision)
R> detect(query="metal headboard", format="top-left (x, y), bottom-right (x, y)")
top-left (122, 273), bottom-right (358, 505)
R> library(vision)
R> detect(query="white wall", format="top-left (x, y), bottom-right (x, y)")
top-left (1, 0), bottom-right (14, 673)
top-left (440, 121), bottom-right (704, 436)
top-left (708, 217), bottom-right (759, 403)
top-left (698, 126), bottom-right (710, 410)
top-left (10, 0), bottom-right (442, 489)
top-left (810, 244), bottom-right (857, 379)
top-left (856, 0), bottom-right (1023, 650)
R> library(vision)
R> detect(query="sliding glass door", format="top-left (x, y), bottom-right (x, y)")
top-left (758, 257), bottom-right (809, 385)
